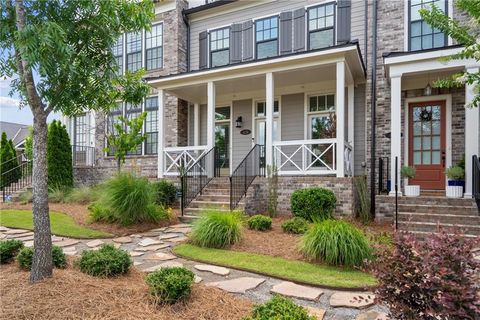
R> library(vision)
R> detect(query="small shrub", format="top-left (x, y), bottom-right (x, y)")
top-left (281, 217), bottom-right (309, 234)
top-left (374, 231), bottom-right (480, 320)
top-left (290, 187), bottom-right (336, 222)
top-left (0, 239), bottom-right (24, 264)
top-left (77, 244), bottom-right (132, 277)
top-left (400, 166), bottom-right (415, 179)
top-left (66, 186), bottom-right (97, 204)
top-left (145, 267), bottom-right (195, 304)
top-left (354, 176), bottom-right (371, 225)
top-left (152, 180), bottom-right (177, 207)
top-left (300, 220), bottom-right (372, 267)
top-left (247, 215), bottom-right (272, 231)
top-left (17, 246), bottom-right (67, 270)
top-left (190, 210), bottom-right (243, 248)
top-left (49, 186), bottom-right (68, 203)
top-left (445, 165), bottom-right (465, 180)
top-left (18, 190), bottom-right (33, 204)
top-left (245, 294), bottom-right (316, 320)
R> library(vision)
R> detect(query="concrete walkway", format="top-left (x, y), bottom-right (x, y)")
top-left (0, 225), bottom-right (388, 320)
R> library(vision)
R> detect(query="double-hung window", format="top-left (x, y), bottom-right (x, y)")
top-left (255, 16), bottom-right (278, 59)
top-left (255, 100), bottom-right (280, 146)
top-left (125, 102), bottom-right (143, 155)
top-left (74, 114), bottom-right (88, 146)
top-left (308, 3), bottom-right (335, 50)
top-left (308, 94), bottom-right (336, 168)
top-left (126, 31), bottom-right (142, 72)
top-left (409, 0), bottom-right (446, 51)
top-left (112, 36), bottom-right (123, 76)
top-left (106, 102), bottom-right (123, 156)
top-left (144, 97), bottom-right (158, 155)
top-left (146, 24), bottom-right (163, 70)
top-left (210, 27), bottom-right (230, 67)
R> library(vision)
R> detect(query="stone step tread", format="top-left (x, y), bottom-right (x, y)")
top-left (399, 212), bottom-right (480, 218)
top-left (400, 230), bottom-right (478, 238)
top-left (184, 207), bottom-right (230, 212)
top-left (190, 200), bottom-right (230, 205)
top-left (398, 221), bottom-right (480, 229)
top-left (398, 203), bottom-right (477, 209)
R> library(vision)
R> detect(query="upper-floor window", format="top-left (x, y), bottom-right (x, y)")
top-left (112, 36), bottom-right (123, 76)
top-left (146, 24), bottom-right (163, 70)
top-left (144, 97), bottom-right (158, 155)
top-left (126, 31), bottom-right (142, 72)
top-left (409, 0), bottom-right (447, 51)
top-left (255, 16), bottom-right (279, 59)
top-left (308, 3), bottom-right (335, 50)
top-left (210, 27), bottom-right (230, 67)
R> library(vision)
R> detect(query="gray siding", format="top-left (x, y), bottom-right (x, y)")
top-left (232, 99), bottom-right (253, 168)
top-left (281, 93), bottom-right (304, 141)
top-left (351, 0), bottom-right (366, 59)
top-left (354, 84), bottom-right (366, 175)
top-left (199, 104), bottom-right (207, 145)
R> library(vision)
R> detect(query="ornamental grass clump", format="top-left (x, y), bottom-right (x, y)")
top-left (190, 210), bottom-right (244, 248)
top-left (65, 186), bottom-right (98, 205)
top-left (77, 244), bottom-right (132, 277)
top-left (281, 217), bottom-right (309, 234)
top-left (244, 294), bottom-right (316, 320)
top-left (145, 267), bottom-right (195, 304)
top-left (290, 187), bottom-right (336, 222)
top-left (300, 220), bottom-right (372, 267)
top-left (0, 239), bottom-right (24, 264)
top-left (17, 246), bottom-right (66, 270)
top-left (247, 215), bottom-right (272, 231)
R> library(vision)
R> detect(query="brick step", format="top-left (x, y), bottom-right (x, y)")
top-left (378, 195), bottom-right (476, 207)
top-left (183, 207), bottom-right (230, 216)
top-left (188, 200), bottom-right (230, 209)
top-left (398, 221), bottom-right (480, 236)
top-left (398, 212), bottom-right (480, 224)
top-left (196, 194), bottom-right (231, 202)
top-left (200, 188), bottom-right (230, 196)
top-left (204, 184), bottom-right (230, 190)
top-left (178, 215), bottom-right (199, 223)
top-left (404, 230), bottom-right (479, 239)
top-left (397, 204), bottom-right (478, 215)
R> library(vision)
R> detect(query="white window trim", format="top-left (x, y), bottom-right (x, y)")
top-left (252, 98), bottom-right (281, 146)
top-left (305, 1), bottom-right (338, 51)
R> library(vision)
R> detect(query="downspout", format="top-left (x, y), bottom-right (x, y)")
top-left (182, 10), bottom-right (190, 72)
top-left (369, 0), bottom-right (378, 219)
top-left (364, 0), bottom-right (368, 67)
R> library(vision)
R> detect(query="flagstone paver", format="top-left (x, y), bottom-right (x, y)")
top-left (194, 275), bottom-right (203, 283)
top-left (355, 310), bottom-right (389, 320)
top-left (207, 277), bottom-right (266, 294)
top-left (86, 239), bottom-right (104, 248)
top-left (112, 236), bottom-right (132, 243)
top-left (330, 292), bottom-right (376, 309)
top-left (24, 240), bottom-right (33, 248)
top-left (130, 251), bottom-right (144, 257)
top-left (138, 238), bottom-right (162, 247)
top-left (134, 261), bottom-right (143, 266)
top-left (134, 244), bottom-right (170, 252)
top-left (14, 235), bottom-right (34, 241)
top-left (169, 224), bottom-right (190, 228)
top-left (194, 264), bottom-right (230, 276)
top-left (169, 236), bottom-right (188, 243)
top-left (142, 261), bottom-right (184, 273)
top-left (166, 228), bottom-right (191, 234)
top-left (4, 229), bottom-right (30, 235)
top-left (0, 226), bottom-right (8, 231)
top-left (55, 239), bottom-right (80, 247)
top-left (271, 281), bottom-right (324, 301)
top-left (144, 252), bottom-right (177, 261)
top-left (305, 306), bottom-right (326, 320)
top-left (158, 234), bottom-right (179, 240)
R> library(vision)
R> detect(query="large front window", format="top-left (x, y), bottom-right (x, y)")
top-left (308, 94), bottom-right (336, 167)
top-left (255, 16), bottom-right (278, 59)
top-left (409, 0), bottom-right (447, 51)
top-left (74, 114), bottom-right (88, 146)
top-left (146, 24), bottom-right (163, 70)
top-left (308, 3), bottom-right (335, 50)
top-left (144, 97), bottom-right (158, 155)
top-left (126, 31), bottom-right (142, 72)
top-left (210, 28), bottom-right (230, 67)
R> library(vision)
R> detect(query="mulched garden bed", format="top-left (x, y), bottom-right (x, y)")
top-left (0, 263), bottom-right (253, 320)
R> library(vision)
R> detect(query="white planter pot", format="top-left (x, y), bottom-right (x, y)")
top-left (446, 186), bottom-right (463, 198)
top-left (404, 185), bottom-right (420, 197)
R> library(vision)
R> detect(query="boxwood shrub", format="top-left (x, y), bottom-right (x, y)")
top-left (290, 187), bottom-right (336, 222)
top-left (17, 246), bottom-right (67, 270)
top-left (152, 180), bottom-right (177, 207)
top-left (145, 267), bottom-right (195, 304)
top-left (281, 217), bottom-right (309, 234)
top-left (190, 210), bottom-right (244, 248)
top-left (0, 239), bottom-right (24, 264)
top-left (247, 215), bottom-right (272, 231)
top-left (77, 244), bottom-right (132, 277)
top-left (245, 294), bottom-right (315, 320)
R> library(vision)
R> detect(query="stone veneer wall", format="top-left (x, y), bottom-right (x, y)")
top-left (241, 176), bottom-right (355, 217)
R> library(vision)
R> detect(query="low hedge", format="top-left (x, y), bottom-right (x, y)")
top-left (146, 267), bottom-right (195, 304)
top-left (0, 239), bottom-right (24, 264)
top-left (290, 187), bottom-right (336, 222)
top-left (245, 294), bottom-right (316, 320)
top-left (281, 217), bottom-right (309, 234)
top-left (17, 246), bottom-right (67, 270)
top-left (247, 215), bottom-right (272, 231)
top-left (77, 244), bottom-right (132, 277)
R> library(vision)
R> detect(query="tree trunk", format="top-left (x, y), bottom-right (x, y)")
top-left (29, 111), bottom-right (53, 283)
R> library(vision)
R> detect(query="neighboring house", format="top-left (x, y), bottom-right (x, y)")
top-left (66, 0), bottom-right (480, 232)
top-left (0, 121), bottom-right (30, 158)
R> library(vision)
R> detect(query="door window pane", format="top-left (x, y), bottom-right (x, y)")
top-left (422, 136), bottom-right (431, 149)
top-left (215, 106), bottom-right (230, 121)
top-left (414, 151), bottom-right (422, 164)
top-left (432, 136), bottom-right (440, 149)
top-left (414, 137), bottom-right (422, 150)
top-left (432, 151), bottom-right (441, 164)
top-left (422, 151), bottom-right (431, 164)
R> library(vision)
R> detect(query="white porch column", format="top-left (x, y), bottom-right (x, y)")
top-left (207, 82), bottom-right (216, 150)
top-left (347, 83), bottom-right (354, 175)
top-left (194, 103), bottom-right (200, 146)
top-left (389, 75), bottom-right (402, 196)
top-left (336, 61), bottom-right (345, 177)
top-left (157, 89), bottom-right (165, 178)
top-left (465, 67), bottom-right (480, 197)
top-left (265, 72), bottom-right (274, 169)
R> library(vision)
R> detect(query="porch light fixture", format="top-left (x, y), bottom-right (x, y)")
top-left (235, 116), bottom-right (243, 128)
top-left (424, 82), bottom-right (432, 96)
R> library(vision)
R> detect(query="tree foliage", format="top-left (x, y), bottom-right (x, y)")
top-left (47, 120), bottom-right (73, 189)
top-left (0, 132), bottom-right (21, 187)
top-left (420, 0), bottom-right (480, 107)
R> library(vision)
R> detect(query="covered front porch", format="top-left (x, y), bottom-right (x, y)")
top-left (149, 44), bottom-right (365, 179)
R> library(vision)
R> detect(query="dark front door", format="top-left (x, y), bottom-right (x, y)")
top-left (408, 101), bottom-right (446, 190)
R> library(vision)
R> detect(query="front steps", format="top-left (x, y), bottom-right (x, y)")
top-left (180, 177), bottom-right (233, 223)
top-left (377, 195), bottom-right (480, 237)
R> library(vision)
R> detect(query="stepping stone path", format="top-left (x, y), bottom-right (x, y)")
top-left (86, 239), bottom-right (104, 248)
top-left (194, 275), bottom-right (203, 283)
top-left (329, 292), bottom-right (376, 309)
top-left (305, 306), bottom-right (326, 320)
top-left (135, 244), bottom-right (170, 252)
top-left (194, 264), bottom-right (230, 276)
top-left (24, 241), bottom-right (33, 248)
top-left (271, 281), bottom-right (324, 301)
top-left (207, 277), bottom-right (266, 294)
top-left (169, 236), bottom-right (188, 243)
top-left (55, 239), bottom-right (80, 247)
top-left (144, 252), bottom-right (176, 261)
top-left (142, 261), bottom-right (183, 273)
top-left (5, 229), bottom-right (30, 235)
top-left (166, 227), bottom-right (191, 234)
top-left (158, 234), bottom-right (179, 240)
top-left (112, 236), bottom-right (132, 243)
top-left (138, 238), bottom-right (162, 247)
top-left (130, 251), bottom-right (144, 257)
top-left (355, 310), bottom-right (389, 320)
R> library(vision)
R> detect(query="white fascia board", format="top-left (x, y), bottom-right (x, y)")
top-left (188, 0), bottom-right (276, 22)
top-left (384, 47), bottom-right (464, 66)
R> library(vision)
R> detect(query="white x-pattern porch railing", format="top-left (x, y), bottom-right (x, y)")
top-left (163, 146), bottom-right (208, 176)
top-left (273, 139), bottom-right (337, 175)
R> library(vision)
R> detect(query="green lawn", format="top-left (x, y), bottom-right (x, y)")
top-left (0, 209), bottom-right (112, 239)
top-left (174, 244), bottom-right (377, 289)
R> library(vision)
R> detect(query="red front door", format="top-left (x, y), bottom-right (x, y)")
top-left (408, 101), bottom-right (446, 190)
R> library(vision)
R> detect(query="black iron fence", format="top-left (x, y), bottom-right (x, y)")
top-left (230, 144), bottom-right (265, 210)
top-left (181, 147), bottom-right (216, 215)
top-left (1, 160), bottom-right (32, 202)
top-left (72, 145), bottom-right (95, 167)
top-left (378, 156), bottom-right (390, 194)
top-left (473, 155), bottom-right (480, 212)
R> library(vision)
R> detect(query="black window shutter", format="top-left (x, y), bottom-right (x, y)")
top-left (293, 8), bottom-right (306, 52)
top-left (242, 20), bottom-right (253, 61)
top-left (230, 23), bottom-right (243, 64)
top-left (199, 31), bottom-right (208, 69)
top-left (337, 0), bottom-right (351, 44)
top-left (280, 11), bottom-right (293, 55)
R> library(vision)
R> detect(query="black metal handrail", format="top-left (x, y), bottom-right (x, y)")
top-left (230, 144), bottom-right (265, 210)
top-left (181, 147), bottom-right (216, 215)
top-left (473, 155), bottom-right (480, 212)
top-left (378, 156), bottom-right (390, 194)
top-left (1, 160), bottom-right (32, 202)
top-left (72, 145), bottom-right (95, 167)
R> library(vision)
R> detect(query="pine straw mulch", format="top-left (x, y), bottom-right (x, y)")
top-left (0, 202), bottom-right (180, 237)
top-left (0, 263), bottom-right (253, 320)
